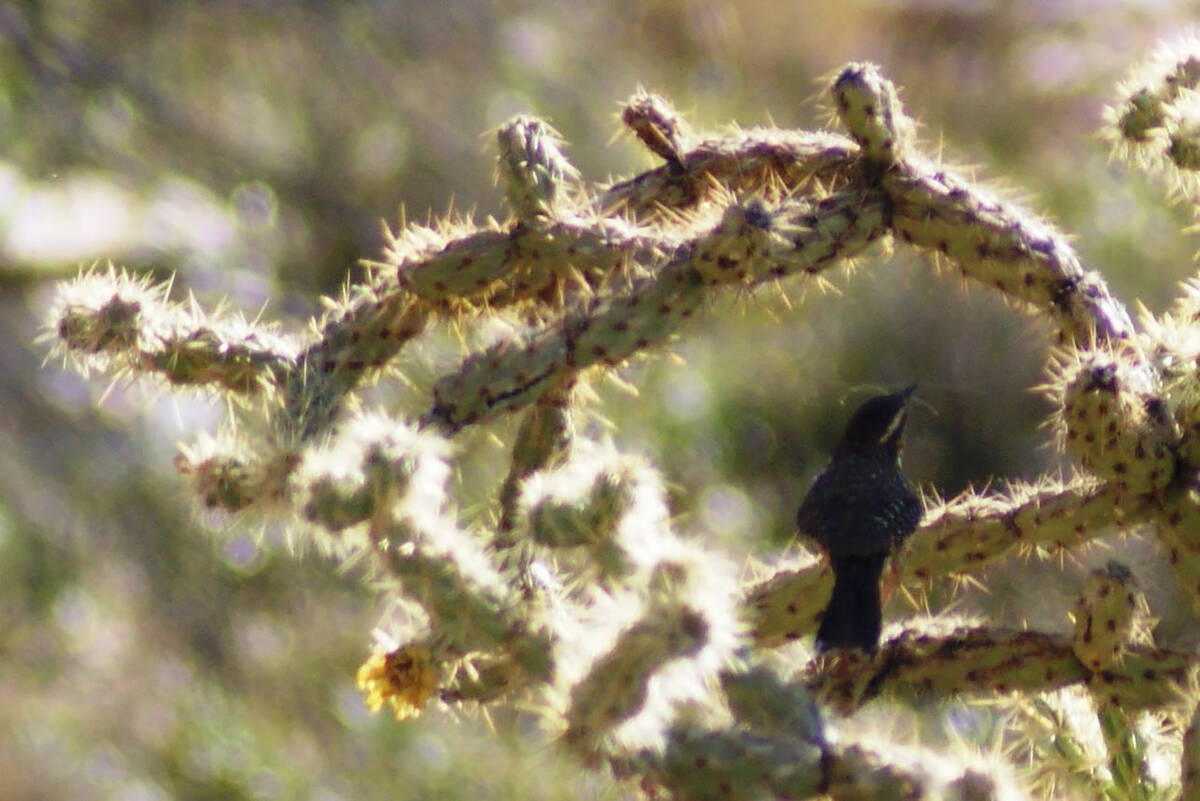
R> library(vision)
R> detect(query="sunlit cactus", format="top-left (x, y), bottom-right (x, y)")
top-left (45, 54), bottom-right (1200, 800)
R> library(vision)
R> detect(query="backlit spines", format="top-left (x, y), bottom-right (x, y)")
top-left (1056, 354), bottom-right (1177, 492)
top-left (885, 158), bottom-right (1136, 347)
top-left (600, 128), bottom-right (860, 219)
top-left (1153, 485), bottom-right (1200, 617)
top-left (496, 383), bottom-right (575, 541)
top-left (563, 603), bottom-right (709, 753)
top-left (44, 56), bottom-right (1200, 800)
top-left (496, 116), bottom-right (580, 220)
top-left (621, 90), bottom-right (691, 168)
top-left (283, 286), bottom-right (429, 441)
top-left (49, 266), bottom-right (295, 396)
top-left (744, 556), bottom-right (831, 648)
top-left (805, 627), bottom-right (1192, 717)
top-left (1107, 36), bottom-right (1200, 195)
top-left (832, 62), bottom-right (913, 166)
top-left (425, 191), bottom-right (888, 432)
top-left (1071, 561), bottom-right (1153, 673)
top-left (631, 723), bottom-right (825, 801)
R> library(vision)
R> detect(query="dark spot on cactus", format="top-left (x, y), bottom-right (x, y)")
top-left (786, 603), bottom-right (797, 614)
top-left (1052, 276), bottom-right (1079, 311)
top-left (475, 278), bottom-right (490, 288)
top-left (681, 308), bottom-right (694, 318)
top-left (658, 304), bottom-right (671, 314)
top-left (1114, 462), bottom-right (1128, 476)
top-left (862, 104), bottom-right (875, 117)
top-left (1023, 272), bottom-right (1035, 286)
top-left (459, 256), bottom-right (474, 269)
top-left (1170, 548), bottom-right (1180, 565)
top-left (1135, 442), bottom-right (1146, 459)
top-left (1170, 511), bottom-right (1183, 526)
top-left (717, 256), bottom-right (737, 271)
top-left (900, 229), bottom-right (914, 244)
top-left (433, 281), bottom-right (448, 293)
top-left (1084, 433), bottom-right (1095, 444)
top-left (785, 630), bottom-right (800, 641)
top-left (1145, 397), bottom-right (1169, 424)
top-left (937, 239), bottom-right (949, 254)
top-left (613, 321), bottom-right (629, 333)
top-left (348, 360), bottom-right (366, 371)
top-left (744, 200), bottom-right (772, 229)
top-left (695, 757), bottom-right (708, 769)
top-left (1106, 620), bottom-right (1117, 632)
top-left (636, 338), bottom-right (649, 348)
top-left (1143, 669), bottom-right (1157, 681)
top-left (772, 266), bottom-right (787, 277)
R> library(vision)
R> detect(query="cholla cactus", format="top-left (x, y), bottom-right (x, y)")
top-left (45, 52), bottom-right (1200, 800)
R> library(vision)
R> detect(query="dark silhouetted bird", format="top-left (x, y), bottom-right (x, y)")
top-left (796, 386), bottom-right (922, 653)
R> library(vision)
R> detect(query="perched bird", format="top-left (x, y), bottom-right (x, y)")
top-left (796, 386), bottom-right (922, 654)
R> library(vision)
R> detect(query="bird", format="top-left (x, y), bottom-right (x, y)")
top-left (796, 385), bottom-right (922, 654)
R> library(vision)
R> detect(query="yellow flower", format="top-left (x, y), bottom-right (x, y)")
top-left (356, 645), bottom-right (437, 720)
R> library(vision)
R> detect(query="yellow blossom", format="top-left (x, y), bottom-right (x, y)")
top-left (356, 645), bottom-right (437, 720)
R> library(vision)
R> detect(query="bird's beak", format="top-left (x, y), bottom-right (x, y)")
top-left (898, 384), bottom-right (918, 402)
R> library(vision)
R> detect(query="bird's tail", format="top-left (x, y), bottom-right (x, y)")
top-left (816, 553), bottom-right (888, 654)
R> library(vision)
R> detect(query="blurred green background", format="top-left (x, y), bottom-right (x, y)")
top-left (4, 2), bottom-right (1200, 798)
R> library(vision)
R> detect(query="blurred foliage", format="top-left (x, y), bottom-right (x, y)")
top-left (5, 1), bottom-right (1200, 798)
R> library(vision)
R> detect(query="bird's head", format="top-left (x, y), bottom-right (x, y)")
top-left (833, 385), bottom-right (917, 459)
